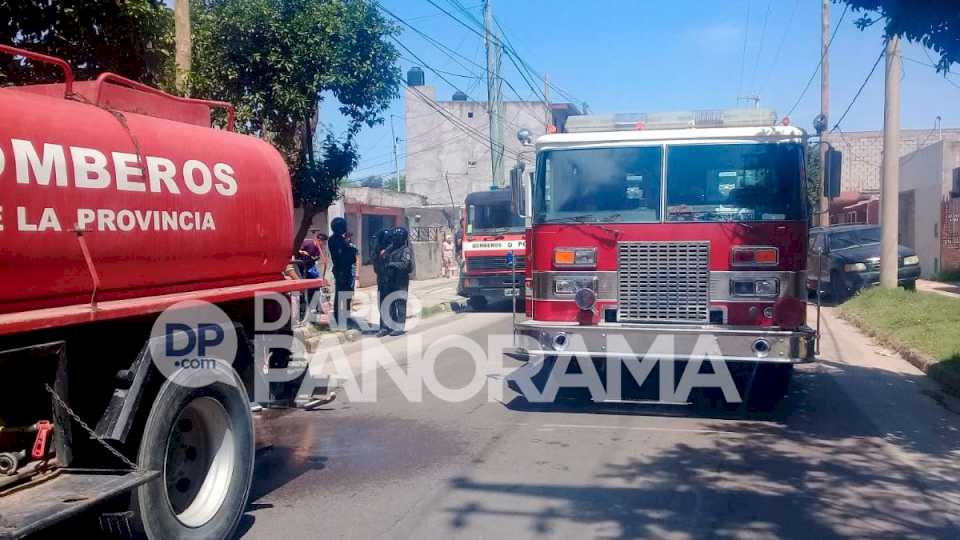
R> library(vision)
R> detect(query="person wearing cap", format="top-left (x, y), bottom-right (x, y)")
top-left (327, 217), bottom-right (357, 328)
top-left (372, 228), bottom-right (393, 335)
top-left (382, 227), bottom-right (414, 336)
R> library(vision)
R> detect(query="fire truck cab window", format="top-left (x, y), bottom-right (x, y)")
top-left (665, 143), bottom-right (804, 222)
top-left (468, 203), bottom-right (524, 233)
top-left (536, 146), bottom-right (662, 222)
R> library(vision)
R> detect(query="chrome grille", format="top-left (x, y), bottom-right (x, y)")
top-left (617, 241), bottom-right (710, 323)
top-left (467, 255), bottom-right (527, 271)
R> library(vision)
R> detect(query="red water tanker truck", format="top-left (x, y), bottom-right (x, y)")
top-left (0, 46), bottom-right (322, 539)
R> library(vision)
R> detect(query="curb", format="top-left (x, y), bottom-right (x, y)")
top-left (838, 309), bottom-right (960, 398)
top-left (295, 301), bottom-right (458, 352)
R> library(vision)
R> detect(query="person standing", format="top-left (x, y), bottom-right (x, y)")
top-left (441, 233), bottom-right (456, 279)
top-left (327, 217), bottom-right (357, 329)
top-left (372, 228), bottom-right (393, 336)
top-left (383, 227), bottom-right (414, 336)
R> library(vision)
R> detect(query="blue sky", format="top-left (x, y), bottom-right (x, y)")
top-left (166, 1), bottom-right (960, 180)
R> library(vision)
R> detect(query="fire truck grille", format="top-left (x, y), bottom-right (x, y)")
top-left (617, 241), bottom-right (711, 323)
top-left (468, 255), bottom-right (527, 271)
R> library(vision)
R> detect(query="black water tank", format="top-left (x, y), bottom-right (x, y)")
top-left (452, 90), bottom-right (468, 101)
top-left (407, 67), bottom-right (425, 87)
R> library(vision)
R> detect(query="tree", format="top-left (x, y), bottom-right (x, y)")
top-left (806, 142), bottom-right (823, 219)
top-left (0, 0), bottom-right (174, 87)
top-left (383, 174), bottom-right (406, 192)
top-left (837, 1), bottom-right (958, 72)
top-left (189, 0), bottom-right (400, 250)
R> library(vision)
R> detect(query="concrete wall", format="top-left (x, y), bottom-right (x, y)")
top-left (411, 241), bottom-right (441, 280)
top-left (405, 85), bottom-right (543, 205)
top-left (899, 141), bottom-right (957, 277)
top-left (823, 129), bottom-right (960, 194)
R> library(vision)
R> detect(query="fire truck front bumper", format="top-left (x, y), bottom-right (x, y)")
top-left (509, 320), bottom-right (816, 365)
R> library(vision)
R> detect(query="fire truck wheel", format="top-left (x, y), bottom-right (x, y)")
top-left (467, 296), bottom-right (488, 311)
top-left (131, 363), bottom-right (254, 540)
top-left (746, 364), bottom-right (793, 412)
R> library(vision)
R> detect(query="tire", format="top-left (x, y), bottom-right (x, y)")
top-left (132, 362), bottom-right (254, 540)
top-left (746, 364), bottom-right (793, 412)
top-left (903, 280), bottom-right (917, 291)
top-left (467, 296), bottom-right (488, 311)
top-left (830, 271), bottom-right (847, 302)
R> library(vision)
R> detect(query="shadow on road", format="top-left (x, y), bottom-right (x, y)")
top-left (445, 360), bottom-right (960, 538)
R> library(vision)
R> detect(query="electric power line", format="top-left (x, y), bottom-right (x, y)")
top-left (830, 47), bottom-right (884, 132)
top-left (737, 0), bottom-right (752, 103)
top-left (757, 0), bottom-right (800, 97)
top-left (748, 0), bottom-right (773, 94)
top-left (785, 3), bottom-right (849, 118)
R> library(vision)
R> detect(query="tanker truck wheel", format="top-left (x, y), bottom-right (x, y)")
top-left (132, 363), bottom-right (254, 539)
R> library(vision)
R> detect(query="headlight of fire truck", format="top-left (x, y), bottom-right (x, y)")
top-left (553, 276), bottom-right (597, 295)
top-left (553, 247), bottom-right (597, 269)
top-left (730, 278), bottom-right (780, 297)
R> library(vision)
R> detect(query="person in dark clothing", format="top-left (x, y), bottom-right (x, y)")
top-left (382, 227), bottom-right (414, 336)
top-left (372, 228), bottom-right (394, 336)
top-left (327, 217), bottom-right (357, 329)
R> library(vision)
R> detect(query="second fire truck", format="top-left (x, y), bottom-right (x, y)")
top-left (509, 108), bottom-right (816, 409)
top-left (458, 188), bottom-right (526, 310)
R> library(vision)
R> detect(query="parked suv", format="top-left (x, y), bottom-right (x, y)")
top-left (807, 225), bottom-right (921, 300)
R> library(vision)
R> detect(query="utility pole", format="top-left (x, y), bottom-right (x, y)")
top-left (880, 36), bottom-right (902, 289)
top-left (484, 0), bottom-right (505, 187)
top-left (543, 73), bottom-right (551, 130)
top-left (818, 0), bottom-right (830, 227)
top-left (390, 115), bottom-right (401, 192)
top-left (174, 0), bottom-right (191, 95)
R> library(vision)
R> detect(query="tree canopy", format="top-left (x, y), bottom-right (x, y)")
top-left (838, 0), bottom-right (959, 72)
top-left (0, 0), bottom-right (173, 86)
top-left (189, 0), bottom-right (401, 247)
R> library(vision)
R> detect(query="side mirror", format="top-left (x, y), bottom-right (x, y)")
top-left (824, 146), bottom-right (842, 199)
top-left (510, 164), bottom-right (527, 218)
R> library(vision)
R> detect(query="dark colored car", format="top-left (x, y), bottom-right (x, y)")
top-left (807, 225), bottom-right (921, 300)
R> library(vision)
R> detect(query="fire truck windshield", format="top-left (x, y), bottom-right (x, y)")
top-left (534, 142), bottom-right (805, 223)
top-left (468, 202), bottom-right (525, 234)
top-left (665, 143), bottom-right (805, 222)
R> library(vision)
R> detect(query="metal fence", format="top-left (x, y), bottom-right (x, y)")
top-left (411, 226), bottom-right (447, 242)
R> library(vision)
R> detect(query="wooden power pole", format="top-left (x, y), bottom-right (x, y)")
top-left (175, 0), bottom-right (192, 95)
top-left (880, 36), bottom-right (902, 289)
top-left (484, 0), bottom-right (505, 188)
top-left (818, 0), bottom-right (830, 227)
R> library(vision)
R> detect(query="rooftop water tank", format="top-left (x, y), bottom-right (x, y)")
top-left (407, 67), bottom-right (425, 87)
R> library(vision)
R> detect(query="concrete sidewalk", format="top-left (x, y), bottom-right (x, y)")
top-left (297, 277), bottom-right (461, 347)
top-left (916, 279), bottom-right (960, 299)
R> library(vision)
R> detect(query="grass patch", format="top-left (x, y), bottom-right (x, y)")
top-left (841, 287), bottom-right (960, 370)
top-left (935, 270), bottom-right (960, 283)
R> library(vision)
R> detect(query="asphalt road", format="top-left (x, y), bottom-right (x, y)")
top-left (239, 308), bottom-right (960, 540)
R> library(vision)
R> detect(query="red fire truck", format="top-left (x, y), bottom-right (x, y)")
top-left (0, 46), bottom-right (321, 539)
top-left (457, 189), bottom-right (526, 310)
top-left (509, 109), bottom-right (816, 409)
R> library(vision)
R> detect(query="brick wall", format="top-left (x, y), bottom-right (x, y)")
top-left (823, 129), bottom-right (960, 193)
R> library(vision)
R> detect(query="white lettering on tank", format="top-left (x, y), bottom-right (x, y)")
top-left (201, 212), bottom-right (216, 230)
top-left (179, 212), bottom-right (194, 230)
top-left (38, 207), bottom-right (61, 231)
top-left (76, 209), bottom-right (96, 230)
top-left (213, 163), bottom-right (237, 196)
top-left (17, 207), bottom-right (35, 231)
top-left (98, 209), bottom-right (117, 231)
top-left (0, 206), bottom-right (3, 231)
top-left (182, 160), bottom-right (212, 195)
top-left (71, 147), bottom-right (111, 189)
top-left (162, 212), bottom-right (177, 230)
top-left (0, 144), bottom-right (5, 178)
top-left (13, 140), bottom-right (68, 187)
top-left (135, 210), bottom-right (153, 230)
top-left (116, 210), bottom-right (135, 231)
top-left (113, 152), bottom-right (146, 192)
top-left (146, 156), bottom-right (181, 194)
